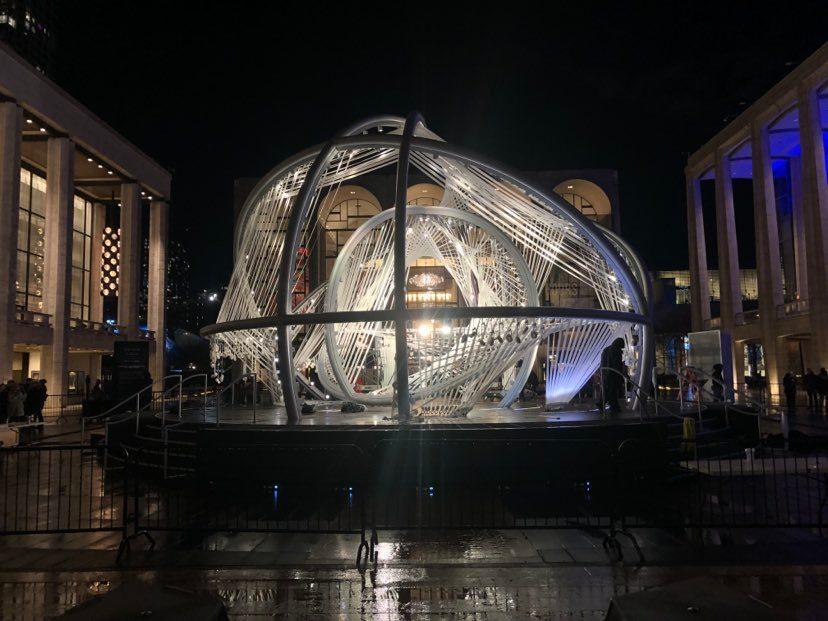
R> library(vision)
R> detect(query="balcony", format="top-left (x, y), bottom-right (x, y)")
top-left (777, 298), bottom-right (809, 317)
top-left (703, 317), bottom-right (722, 329)
top-left (15, 308), bottom-right (51, 327)
top-left (69, 318), bottom-right (123, 335)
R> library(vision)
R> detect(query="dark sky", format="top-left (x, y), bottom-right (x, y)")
top-left (54, 2), bottom-right (827, 288)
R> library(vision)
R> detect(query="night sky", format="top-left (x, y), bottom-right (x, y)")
top-left (54, 2), bottom-right (827, 289)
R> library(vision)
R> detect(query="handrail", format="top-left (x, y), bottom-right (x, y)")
top-left (179, 373), bottom-right (211, 419)
top-left (215, 373), bottom-right (257, 427)
top-left (595, 366), bottom-right (683, 421)
top-left (669, 366), bottom-right (768, 443)
top-left (680, 365), bottom-right (775, 417)
top-left (81, 374), bottom-right (183, 442)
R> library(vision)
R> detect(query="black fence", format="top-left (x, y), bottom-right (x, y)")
top-left (0, 445), bottom-right (126, 536)
top-left (1, 441), bottom-right (826, 568)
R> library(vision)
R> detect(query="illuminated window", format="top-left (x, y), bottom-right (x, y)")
top-left (71, 196), bottom-right (93, 320)
top-left (16, 169), bottom-right (46, 313)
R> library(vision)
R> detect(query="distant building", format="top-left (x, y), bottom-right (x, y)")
top-left (0, 0), bottom-right (55, 75)
top-left (685, 42), bottom-right (828, 392)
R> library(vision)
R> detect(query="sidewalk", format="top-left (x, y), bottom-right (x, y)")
top-left (2, 528), bottom-right (828, 618)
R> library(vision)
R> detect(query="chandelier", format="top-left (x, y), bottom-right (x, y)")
top-left (408, 271), bottom-right (444, 290)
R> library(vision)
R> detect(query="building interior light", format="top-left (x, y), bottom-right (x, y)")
top-left (87, 157), bottom-right (93, 162)
top-left (39, 127), bottom-right (46, 133)
top-left (97, 164), bottom-right (103, 169)
top-left (107, 170), bottom-right (113, 175)
top-left (25, 119), bottom-right (32, 124)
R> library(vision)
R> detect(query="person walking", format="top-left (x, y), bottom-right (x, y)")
top-left (804, 368), bottom-right (819, 409)
top-left (782, 372), bottom-right (797, 413)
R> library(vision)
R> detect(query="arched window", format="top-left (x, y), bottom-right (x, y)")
top-left (318, 186), bottom-right (381, 278)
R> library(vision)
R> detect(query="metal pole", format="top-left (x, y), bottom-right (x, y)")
top-left (392, 112), bottom-right (423, 423)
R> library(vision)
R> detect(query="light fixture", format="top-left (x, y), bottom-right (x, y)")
top-left (39, 127), bottom-right (46, 133)
top-left (97, 164), bottom-right (103, 169)
top-left (100, 229), bottom-right (121, 297)
top-left (408, 271), bottom-right (445, 290)
top-left (566, 184), bottom-right (574, 189)
top-left (417, 323), bottom-right (433, 337)
top-left (25, 118), bottom-right (32, 124)
top-left (87, 157), bottom-right (93, 162)
top-left (107, 170), bottom-right (113, 175)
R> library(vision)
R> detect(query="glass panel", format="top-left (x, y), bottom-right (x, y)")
top-left (28, 258), bottom-right (43, 298)
top-left (84, 233), bottom-right (91, 270)
top-left (29, 173), bottom-right (46, 216)
top-left (27, 294), bottom-right (43, 313)
top-left (29, 215), bottom-right (45, 257)
top-left (71, 267), bottom-right (83, 304)
top-left (15, 251), bottom-right (27, 293)
top-left (19, 170), bottom-right (30, 210)
top-left (85, 201), bottom-right (93, 232)
top-left (17, 209), bottom-right (29, 251)
top-left (73, 196), bottom-right (85, 231)
top-left (72, 231), bottom-right (84, 268)
top-left (15, 292), bottom-right (25, 307)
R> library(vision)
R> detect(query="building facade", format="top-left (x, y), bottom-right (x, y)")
top-left (0, 42), bottom-right (170, 394)
top-left (686, 42), bottom-right (828, 393)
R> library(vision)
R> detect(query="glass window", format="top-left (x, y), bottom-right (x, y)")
top-left (17, 169), bottom-right (48, 313)
top-left (70, 196), bottom-right (93, 320)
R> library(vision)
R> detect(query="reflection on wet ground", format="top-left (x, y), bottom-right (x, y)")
top-left (2, 528), bottom-right (828, 618)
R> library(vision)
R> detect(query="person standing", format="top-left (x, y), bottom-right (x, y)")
top-left (782, 372), bottom-right (797, 413)
top-left (33, 379), bottom-right (47, 422)
top-left (819, 368), bottom-right (828, 412)
top-left (0, 381), bottom-right (10, 423)
top-left (711, 364), bottom-right (725, 401)
top-left (601, 338), bottom-right (625, 414)
top-left (804, 369), bottom-right (819, 409)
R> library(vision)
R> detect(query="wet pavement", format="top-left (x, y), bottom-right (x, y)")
top-left (2, 528), bottom-right (828, 618)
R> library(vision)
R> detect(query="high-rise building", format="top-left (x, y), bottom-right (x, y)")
top-left (0, 0), bottom-right (55, 76)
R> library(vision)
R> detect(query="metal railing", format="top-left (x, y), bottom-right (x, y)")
top-left (81, 375), bottom-right (183, 442)
top-left (14, 308), bottom-right (51, 326)
top-left (3, 441), bottom-right (826, 569)
top-left (777, 298), bottom-right (809, 317)
top-left (214, 373), bottom-right (258, 427)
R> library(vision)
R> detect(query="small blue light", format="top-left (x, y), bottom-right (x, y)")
top-left (348, 486), bottom-right (353, 492)
top-left (273, 484), bottom-right (279, 490)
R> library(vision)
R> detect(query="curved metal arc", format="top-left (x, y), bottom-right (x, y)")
top-left (322, 204), bottom-right (539, 406)
top-left (258, 132), bottom-right (646, 319)
top-left (391, 112), bottom-right (424, 420)
top-left (201, 306), bottom-right (649, 336)
top-left (596, 224), bottom-right (654, 408)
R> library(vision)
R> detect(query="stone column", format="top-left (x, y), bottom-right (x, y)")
top-left (89, 202), bottom-right (106, 324)
top-left (751, 121), bottom-right (784, 393)
top-left (117, 183), bottom-right (141, 338)
top-left (789, 156), bottom-right (808, 301)
top-left (0, 102), bottom-right (21, 382)
top-left (41, 138), bottom-right (74, 396)
top-left (714, 151), bottom-right (743, 387)
top-left (798, 83), bottom-right (828, 368)
top-left (147, 200), bottom-right (168, 382)
top-left (686, 171), bottom-right (711, 331)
